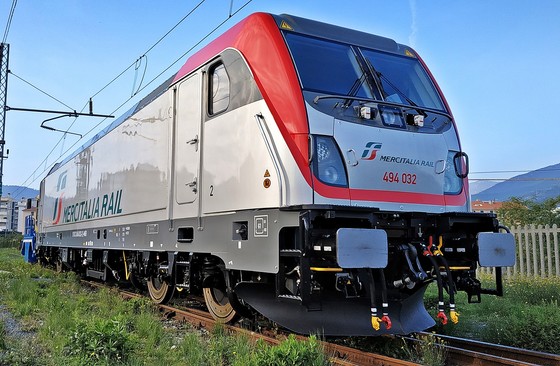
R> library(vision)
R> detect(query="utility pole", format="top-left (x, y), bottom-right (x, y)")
top-left (0, 43), bottom-right (9, 198)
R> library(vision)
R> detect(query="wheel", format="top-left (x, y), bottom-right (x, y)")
top-left (203, 286), bottom-right (239, 323)
top-left (147, 276), bottom-right (175, 304)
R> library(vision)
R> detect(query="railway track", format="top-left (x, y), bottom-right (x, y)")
top-left (82, 281), bottom-right (416, 365)
top-left (414, 332), bottom-right (560, 366)
top-left (82, 281), bottom-right (560, 366)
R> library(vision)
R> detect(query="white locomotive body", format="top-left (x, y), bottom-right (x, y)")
top-left (37, 13), bottom-right (515, 335)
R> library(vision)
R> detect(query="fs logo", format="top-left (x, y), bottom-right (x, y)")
top-left (361, 142), bottom-right (382, 160)
top-left (52, 171), bottom-right (67, 225)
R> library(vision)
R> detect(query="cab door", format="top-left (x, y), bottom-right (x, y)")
top-left (174, 72), bottom-right (202, 214)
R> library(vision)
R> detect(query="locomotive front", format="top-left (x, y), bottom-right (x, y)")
top-left (236, 14), bottom-right (516, 335)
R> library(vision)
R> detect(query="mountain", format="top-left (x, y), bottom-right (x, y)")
top-left (469, 180), bottom-right (499, 195)
top-left (473, 163), bottom-right (560, 202)
top-left (2, 185), bottom-right (39, 200)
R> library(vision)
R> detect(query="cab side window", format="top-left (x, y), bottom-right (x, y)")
top-left (209, 63), bottom-right (230, 115)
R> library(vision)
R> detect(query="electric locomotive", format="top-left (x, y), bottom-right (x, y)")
top-left (36, 13), bottom-right (515, 336)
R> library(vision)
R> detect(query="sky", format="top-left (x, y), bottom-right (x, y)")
top-left (1, 0), bottom-right (559, 192)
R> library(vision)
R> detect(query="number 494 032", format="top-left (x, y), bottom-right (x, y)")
top-left (383, 172), bottom-right (416, 185)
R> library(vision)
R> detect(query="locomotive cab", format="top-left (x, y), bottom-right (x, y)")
top-left (235, 14), bottom-right (515, 335)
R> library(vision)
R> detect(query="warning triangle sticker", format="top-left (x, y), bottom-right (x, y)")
top-left (280, 21), bottom-right (293, 31)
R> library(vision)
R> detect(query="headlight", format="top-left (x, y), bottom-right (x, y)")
top-left (379, 105), bottom-right (405, 128)
top-left (313, 136), bottom-right (348, 187)
top-left (443, 151), bottom-right (463, 194)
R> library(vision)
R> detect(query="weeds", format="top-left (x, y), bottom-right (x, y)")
top-left (0, 232), bottom-right (23, 249)
top-left (0, 248), bottom-right (336, 365)
top-left (400, 333), bottom-right (447, 366)
top-left (179, 332), bottom-right (205, 365)
top-left (484, 301), bottom-right (560, 353)
top-left (2, 247), bottom-right (559, 364)
top-left (256, 334), bottom-right (330, 366)
top-left (425, 275), bottom-right (560, 354)
top-left (65, 317), bottom-right (133, 365)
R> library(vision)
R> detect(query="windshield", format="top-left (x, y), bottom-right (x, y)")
top-left (285, 32), bottom-right (446, 112)
top-left (285, 33), bottom-right (373, 98)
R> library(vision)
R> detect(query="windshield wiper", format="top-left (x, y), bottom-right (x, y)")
top-left (376, 71), bottom-right (426, 116)
top-left (341, 72), bottom-right (367, 108)
top-left (363, 57), bottom-right (427, 117)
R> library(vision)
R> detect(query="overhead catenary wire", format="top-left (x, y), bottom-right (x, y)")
top-left (89, 0), bottom-right (206, 100)
top-left (59, 0), bottom-right (256, 160)
top-left (133, 0), bottom-right (254, 98)
top-left (471, 168), bottom-right (560, 174)
top-left (10, 0), bottom-right (211, 198)
top-left (469, 178), bottom-right (560, 182)
top-left (9, 71), bottom-right (75, 111)
top-left (11, 0), bottom-right (253, 196)
top-left (14, 0), bottom-right (556, 196)
top-left (2, 0), bottom-right (18, 44)
top-left (469, 168), bottom-right (560, 181)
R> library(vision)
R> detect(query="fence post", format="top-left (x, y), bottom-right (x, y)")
top-left (545, 225), bottom-right (553, 278)
top-left (530, 225), bottom-right (538, 277)
top-left (537, 225), bottom-right (545, 278)
top-left (553, 224), bottom-right (559, 277)
top-left (516, 226), bottom-right (524, 276)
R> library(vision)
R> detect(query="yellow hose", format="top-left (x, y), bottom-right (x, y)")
top-left (122, 251), bottom-right (130, 281)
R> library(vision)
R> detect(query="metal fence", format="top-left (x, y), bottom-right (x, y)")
top-left (479, 224), bottom-right (560, 278)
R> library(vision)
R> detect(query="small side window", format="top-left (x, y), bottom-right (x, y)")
top-left (209, 63), bottom-right (230, 115)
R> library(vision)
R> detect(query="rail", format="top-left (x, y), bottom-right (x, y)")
top-left (82, 280), bottom-right (560, 366)
top-left (82, 280), bottom-right (417, 365)
top-left (413, 332), bottom-right (560, 366)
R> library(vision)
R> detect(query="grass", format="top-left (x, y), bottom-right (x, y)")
top-left (2, 246), bottom-right (558, 364)
top-left (400, 333), bottom-right (447, 366)
top-left (0, 248), bottom-right (332, 365)
top-left (0, 232), bottom-right (23, 249)
top-left (425, 274), bottom-right (560, 354)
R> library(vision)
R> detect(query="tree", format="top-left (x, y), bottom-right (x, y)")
top-left (497, 196), bottom-right (560, 227)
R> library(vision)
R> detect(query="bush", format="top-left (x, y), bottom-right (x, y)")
top-left (65, 317), bottom-right (133, 365)
top-left (256, 335), bottom-right (330, 366)
top-left (0, 232), bottom-right (23, 249)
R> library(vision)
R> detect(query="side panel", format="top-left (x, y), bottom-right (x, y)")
top-left (202, 100), bottom-right (282, 214)
top-left (41, 93), bottom-right (172, 232)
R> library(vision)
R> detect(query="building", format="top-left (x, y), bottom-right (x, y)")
top-left (0, 196), bottom-right (15, 232)
top-left (18, 198), bottom-right (38, 233)
top-left (471, 199), bottom-right (503, 214)
top-left (0, 195), bottom-right (38, 233)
